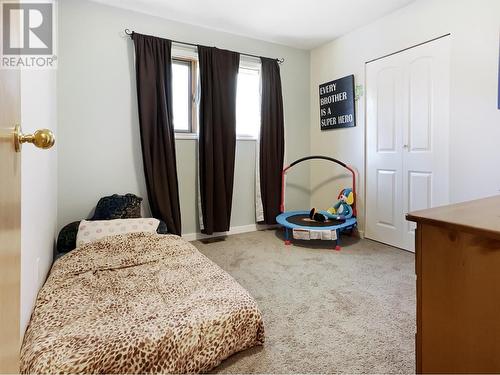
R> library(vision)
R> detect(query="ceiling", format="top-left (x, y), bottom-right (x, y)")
top-left (93, 0), bottom-right (415, 50)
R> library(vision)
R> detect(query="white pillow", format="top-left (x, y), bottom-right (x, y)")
top-left (76, 218), bottom-right (160, 247)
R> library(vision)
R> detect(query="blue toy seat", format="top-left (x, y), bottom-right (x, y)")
top-left (276, 210), bottom-right (357, 250)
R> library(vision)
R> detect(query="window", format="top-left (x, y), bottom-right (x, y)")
top-left (171, 50), bottom-right (261, 139)
top-left (236, 65), bottom-right (261, 139)
top-left (172, 58), bottom-right (196, 133)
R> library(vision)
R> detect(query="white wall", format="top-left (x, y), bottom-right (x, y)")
top-left (20, 69), bottom-right (57, 335)
top-left (310, 0), bottom-right (500, 233)
top-left (57, 0), bottom-right (311, 235)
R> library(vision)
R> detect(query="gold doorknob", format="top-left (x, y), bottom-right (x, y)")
top-left (14, 124), bottom-right (55, 152)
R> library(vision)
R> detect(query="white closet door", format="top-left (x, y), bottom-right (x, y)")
top-left (366, 57), bottom-right (406, 249)
top-left (366, 36), bottom-right (450, 251)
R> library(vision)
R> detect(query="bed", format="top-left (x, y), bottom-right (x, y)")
top-left (20, 231), bottom-right (264, 373)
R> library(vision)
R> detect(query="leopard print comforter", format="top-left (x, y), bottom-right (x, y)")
top-left (20, 233), bottom-right (264, 374)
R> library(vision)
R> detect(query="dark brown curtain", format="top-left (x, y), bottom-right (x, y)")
top-left (132, 32), bottom-right (181, 235)
top-left (259, 57), bottom-right (285, 224)
top-left (198, 46), bottom-right (240, 234)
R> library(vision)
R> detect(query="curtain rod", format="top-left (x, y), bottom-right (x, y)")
top-left (124, 29), bottom-right (285, 64)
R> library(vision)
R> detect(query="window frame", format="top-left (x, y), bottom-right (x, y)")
top-left (171, 58), bottom-right (194, 134)
top-left (171, 46), bottom-right (262, 140)
top-left (236, 57), bottom-right (262, 140)
top-left (171, 43), bottom-right (199, 138)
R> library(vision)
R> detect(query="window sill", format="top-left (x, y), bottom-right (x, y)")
top-left (236, 136), bottom-right (257, 141)
top-left (175, 133), bottom-right (198, 140)
top-left (175, 133), bottom-right (257, 141)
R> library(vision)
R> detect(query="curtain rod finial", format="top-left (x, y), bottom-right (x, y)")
top-left (124, 28), bottom-right (133, 37)
top-left (277, 58), bottom-right (285, 64)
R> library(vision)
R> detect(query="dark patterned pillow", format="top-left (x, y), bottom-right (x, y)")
top-left (156, 220), bottom-right (168, 235)
top-left (56, 221), bottom-right (81, 254)
top-left (91, 194), bottom-right (142, 220)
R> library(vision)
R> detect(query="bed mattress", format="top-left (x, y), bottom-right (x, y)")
top-left (20, 232), bottom-right (264, 374)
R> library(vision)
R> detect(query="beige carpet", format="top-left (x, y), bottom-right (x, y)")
top-left (193, 229), bottom-right (415, 374)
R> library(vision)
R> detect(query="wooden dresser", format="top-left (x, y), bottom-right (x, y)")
top-left (407, 195), bottom-right (500, 374)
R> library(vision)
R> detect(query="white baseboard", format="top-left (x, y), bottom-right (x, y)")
top-left (182, 223), bottom-right (277, 242)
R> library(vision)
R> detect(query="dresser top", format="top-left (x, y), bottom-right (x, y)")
top-left (406, 195), bottom-right (500, 240)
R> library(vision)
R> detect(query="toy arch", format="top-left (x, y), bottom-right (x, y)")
top-left (277, 156), bottom-right (357, 250)
top-left (280, 155), bottom-right (357, 216)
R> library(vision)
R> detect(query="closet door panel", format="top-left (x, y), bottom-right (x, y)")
top-left (402, 37), bottom-right (450, 251)
top-left (366, 61), bottom-right (405, 249)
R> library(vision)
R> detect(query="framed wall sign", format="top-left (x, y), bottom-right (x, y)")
top-left (319, 74), bottom-right (356, 130)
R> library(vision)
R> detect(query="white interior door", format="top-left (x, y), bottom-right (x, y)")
top-left (0, 49), bottom-right (22, 375)
top-left (365, 36), bottom-right (450, 251)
